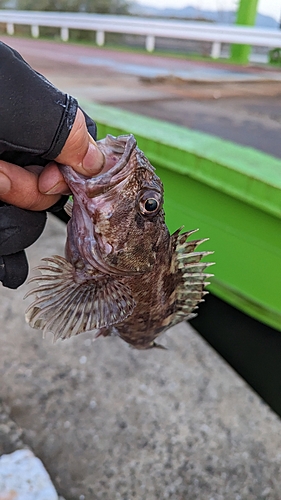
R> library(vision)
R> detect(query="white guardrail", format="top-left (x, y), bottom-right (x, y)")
top-left (1, 10), bottom-right (281, 58)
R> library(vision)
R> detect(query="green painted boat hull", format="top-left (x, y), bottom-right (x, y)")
top-left (82, 102), bottom-right (281, 332)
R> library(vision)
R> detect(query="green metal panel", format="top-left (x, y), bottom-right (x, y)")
top-left (230, 0), bottom-right (259, 64)
top-left (81, 101), bottom-right (281, 331)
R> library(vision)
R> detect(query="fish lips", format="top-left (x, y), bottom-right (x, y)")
top-left (85, 134), bottom-right (137, 198)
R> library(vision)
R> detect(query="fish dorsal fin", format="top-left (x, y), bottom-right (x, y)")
top-left (25, 255), bottom-right (135, 341)
top-left (170, 229), bottom-right (214, 326)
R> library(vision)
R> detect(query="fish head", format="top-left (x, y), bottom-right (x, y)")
top-left (61, 134), bottom-right (170, 275)
top-left (93, 134), bottom-right (169, 273)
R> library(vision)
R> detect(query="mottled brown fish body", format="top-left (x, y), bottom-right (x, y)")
top-left (25, 134), bottom-right (213, 349)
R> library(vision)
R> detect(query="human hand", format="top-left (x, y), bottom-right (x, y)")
top-left (0, 41), bottom-right (104, 288)
top-left (0, 108), bottom-right (104, 211)
top-left (0, 108), bottom-right (104, 289)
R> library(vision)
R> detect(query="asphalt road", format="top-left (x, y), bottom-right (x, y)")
top-left (2, 36), bottom-right (281, 158)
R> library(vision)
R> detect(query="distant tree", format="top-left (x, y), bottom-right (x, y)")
top-left (15, 0), bottom-right (131, 14)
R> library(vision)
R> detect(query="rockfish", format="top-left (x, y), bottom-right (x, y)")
top-left (25, 134), bottom-right (213, 349)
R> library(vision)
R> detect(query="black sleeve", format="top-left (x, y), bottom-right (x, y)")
top-left (0, 41), bottom-right (78, 160)
top-left (0, 42), bottom-right (99, 289)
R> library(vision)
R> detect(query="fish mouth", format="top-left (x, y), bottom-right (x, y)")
top-left (85, 134), bottom-right (137, 198)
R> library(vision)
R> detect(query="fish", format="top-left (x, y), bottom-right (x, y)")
top-left (25, 134), bottom-right (213, 349)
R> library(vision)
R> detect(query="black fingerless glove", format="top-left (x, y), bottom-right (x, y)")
top-left (0, 111), bottom-right (97, 289)
top-left (0, 204), bottom-right (46, 289)
top-left (0, 41), bottom-right (98, 289)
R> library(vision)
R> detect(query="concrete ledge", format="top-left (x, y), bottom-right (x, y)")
top-left (0, 214), bottom-right (281, 498)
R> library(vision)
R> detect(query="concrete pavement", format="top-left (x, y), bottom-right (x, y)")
top-left (1, 215), bottom-right (281, 499)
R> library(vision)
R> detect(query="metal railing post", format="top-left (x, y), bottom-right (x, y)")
top-left (96, 30), bottom-right (105, 46)
top-left (211, 41), bottom-right (221, 59)
top-left (6, 23), bottom-right (14, 35)
top-left (61, 27), bottom-right (69, 42)
top-left (145, 35), bottom-right (155, 52)
top-left (31, 25), bottom-right (39, 38)
top-left (231, 0), bottom-right (259, 64)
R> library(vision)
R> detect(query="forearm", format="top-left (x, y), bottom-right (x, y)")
top-left (0, 41), bottom-right (78, 159)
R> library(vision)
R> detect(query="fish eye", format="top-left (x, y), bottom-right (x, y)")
top-left (144, 198), bottom-right (159, 212)
top-left (138, 191), bottom-right (162, 216)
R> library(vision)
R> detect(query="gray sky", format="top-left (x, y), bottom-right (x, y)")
top-left (137, 0), bottom-right (281, 22)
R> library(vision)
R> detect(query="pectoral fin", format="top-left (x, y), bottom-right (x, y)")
top-left (25, 255), bottom-right (135, 341)
top-left (64, 198), bottom-right (73, 218)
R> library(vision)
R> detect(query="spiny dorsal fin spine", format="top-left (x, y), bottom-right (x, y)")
top-left (171, 229), bottom-right (214, 326)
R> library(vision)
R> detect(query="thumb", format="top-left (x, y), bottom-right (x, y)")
top-left (55, 108), bottom-right (104, 176)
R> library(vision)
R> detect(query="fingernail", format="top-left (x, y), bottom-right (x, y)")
top-left (0, 172), bottom-right (11, 195)
top-left (44, 181), bottom-right (69, 195)
top-left (88, 132), bottom-right (98, 146)
top-left (82, 143), bottom-right (104, 173)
